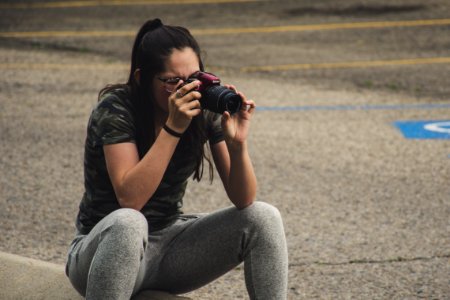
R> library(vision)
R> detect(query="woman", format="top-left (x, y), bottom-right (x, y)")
top-left (66, 18), bottom-right (288, 300)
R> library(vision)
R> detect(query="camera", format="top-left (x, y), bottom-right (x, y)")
top-left (183, 71), bottom-right (242, 114)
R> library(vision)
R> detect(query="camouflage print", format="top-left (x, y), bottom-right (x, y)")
top-left (76, 89), bottom-right (224, 234)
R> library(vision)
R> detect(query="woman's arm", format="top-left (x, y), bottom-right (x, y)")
top-left (104, 130), bottom-right (180, 211)
top-left (211, 87), bottom-right (257, 209)
top-left (104, 80), bottom-right (202, 210)
top-left (211, 140), bottom-right (257, 209)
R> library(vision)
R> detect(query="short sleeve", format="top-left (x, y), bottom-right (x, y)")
top-left (88, 94), bottom-right (136, 147)
top-left (205, 111), bottom-right (224, 145)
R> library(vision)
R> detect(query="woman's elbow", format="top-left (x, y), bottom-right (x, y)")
top-left (233, 195), bottom-right (256, 210)
top-left (116, 194), bottom-right (146, 211)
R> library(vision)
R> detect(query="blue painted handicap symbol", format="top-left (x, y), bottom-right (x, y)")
top-left (394, 120), bottom-right (450, 139)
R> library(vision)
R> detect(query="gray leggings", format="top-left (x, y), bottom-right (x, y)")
top-left (66, 202), bottom-right (288, 300)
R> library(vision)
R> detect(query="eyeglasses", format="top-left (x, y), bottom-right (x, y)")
top-left (157, 71), bottom-right (199, 93)
top-left (157, 76), bottom-right (184, 93)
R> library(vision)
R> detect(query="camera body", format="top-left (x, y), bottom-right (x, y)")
top-left (183, 71), bottom-right (242, 114)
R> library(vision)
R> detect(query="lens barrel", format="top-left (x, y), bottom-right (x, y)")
top-left (202, 85), bottom-right (242, 114)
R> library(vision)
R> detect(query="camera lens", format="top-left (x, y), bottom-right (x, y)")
top-left (202, 85), bottom-right (242, 114)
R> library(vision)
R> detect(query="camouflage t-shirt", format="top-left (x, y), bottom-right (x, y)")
top-left (76, 88), bottom-right (224, 234)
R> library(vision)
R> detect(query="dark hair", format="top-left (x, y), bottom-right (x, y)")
top-left (99, 19), bottom-right (213, 182)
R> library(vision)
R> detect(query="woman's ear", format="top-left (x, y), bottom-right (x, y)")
top-left (134, 69), bottom-right (141, 85)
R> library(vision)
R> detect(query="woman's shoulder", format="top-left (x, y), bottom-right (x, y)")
top-left (94, 86), bottom-right (135, 114)
top-left (89, 86), bottom-right (135, 125)
top-left (87, 86), bottom-right (136, 145)
top-left (98, 86), bottom-right (131, 106)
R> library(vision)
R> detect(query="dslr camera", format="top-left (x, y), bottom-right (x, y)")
top-left (183, 71), bottom-right (242, 114)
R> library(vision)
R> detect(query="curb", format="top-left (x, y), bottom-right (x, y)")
top-left (0, 252), bottom-right (190, 300)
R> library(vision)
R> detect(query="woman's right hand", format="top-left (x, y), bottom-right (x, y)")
top-left (165, 80), bottom-right (202, 133)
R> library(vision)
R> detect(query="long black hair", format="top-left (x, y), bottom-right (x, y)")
top-left (99, 19), bottom-right (213, 181)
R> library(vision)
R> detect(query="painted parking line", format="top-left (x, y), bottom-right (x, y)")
top-left (0, 30), bottom-right (135, 38)
top-left (0, 63), bottom-right (128, 70)
top-left (257, 103), bottom-right (450, 112)
top-left (0, 0), bottom-right (258, 9)
top-left (2, 56), bottom-right (450, 71)
top-left (1, 18), bottom-right (450, 38)
top-left (241, 57), bottom-right (450, 72)
top-left (193, 18), bottom-right (450, 35)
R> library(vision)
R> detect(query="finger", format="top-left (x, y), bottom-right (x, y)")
top-left (185, 108), bottom-right (202, 118)
top-left (234, 92), bottom-right (248, 111)
top-left (226, 84), bottom-right (237, 93)
top-left (175, 90), bottom-right (184, 99)
top-left (182, 99), bottom-right (201, 111)
top-left (175, 91), bottom-right (202, 104)
top-left (221, 111), bottom-right (231, 124)
top-left (244, 99), bottom-right (256, 108)
top-left (241, 99), bottom-right (255, 111)
top-left (236, 91), bottom-right (247, 102)
top-left (237, 98), bottom-right (255, 114)
top-left (175, 80), bottom-right (201, 98)
top-left (172, 80), bottom-right (184, 98)
top-left (246, 100), bottom-right (256, 114)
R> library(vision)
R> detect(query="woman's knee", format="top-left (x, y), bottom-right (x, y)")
top-left (244, 201), bottom-right (282, 219)
top-left (104, 208), bottom-right (148, 240)
top-left (238, 202), bottom-right (287, 258)
top-left (241, 201), bottom-right (284, 231)
top-left (66, 209), bottom-right (148, 296)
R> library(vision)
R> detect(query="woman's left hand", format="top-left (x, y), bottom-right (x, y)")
top-left (221, 85), bottom-right (256, 149)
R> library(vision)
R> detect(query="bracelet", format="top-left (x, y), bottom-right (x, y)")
top-left (163, 124), bottom-right (183, 138)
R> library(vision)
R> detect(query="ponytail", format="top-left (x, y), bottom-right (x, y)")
top-left (128, 18), bottom-right (164, 85)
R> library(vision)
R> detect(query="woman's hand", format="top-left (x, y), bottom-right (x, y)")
top-left (166, 80), bottom-right (202, 133)
top-left (221, 85), bottom-right (256, 150)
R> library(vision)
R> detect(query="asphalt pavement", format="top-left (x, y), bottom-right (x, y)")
top-left (0, 0), bottom-right (449, 299)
